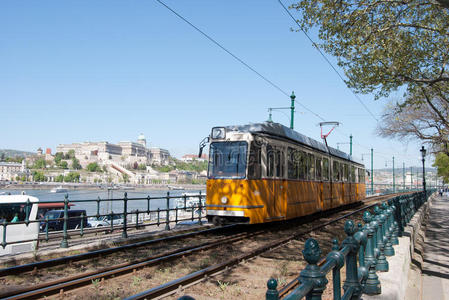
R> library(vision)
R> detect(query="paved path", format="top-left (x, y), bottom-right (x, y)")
top-left (422, 195), bottom-right (449, 300)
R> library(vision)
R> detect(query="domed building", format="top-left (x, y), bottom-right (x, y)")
top-left (137, 133), bottom-right (147, 148)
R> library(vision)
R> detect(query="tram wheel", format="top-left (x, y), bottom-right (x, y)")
top-left (212, 216), bottom-right (224, 226)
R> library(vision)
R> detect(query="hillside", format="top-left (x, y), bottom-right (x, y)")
top-left (0, 149), bottom-right (35, 158)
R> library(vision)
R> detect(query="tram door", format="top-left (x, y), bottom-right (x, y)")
top-left (266, 146), bottom-right (284, 220)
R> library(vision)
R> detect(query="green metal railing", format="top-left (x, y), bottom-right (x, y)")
top-left (265, 190), bottom-right (433, 300)
top-left (1, 191), bottom-right (206, 251)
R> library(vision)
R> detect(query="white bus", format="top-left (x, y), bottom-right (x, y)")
top-left (0, 195), bottom-right (39, 256)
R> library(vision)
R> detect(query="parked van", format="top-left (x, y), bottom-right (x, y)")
top-left (40, 210), bottom-right (89, 232)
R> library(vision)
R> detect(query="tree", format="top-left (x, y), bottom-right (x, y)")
top-left (55, 175), bottom-right (64, 182)
top-left (138, 163), bottom-right (146, 170)
top-left (33, 158), bottom-right (46, 169)
top-left (59, 161), bottom-right (68, 169)
top-left (64, 172), bottom-right (80, 182)
top-left (54, 152), bottom-right (63, 164)
top-left (32, 171), bottom-right (46, 182)
top-left (67, 149), bottom-right (75, 159)
top-left (0, 153), bottom-right (4, 161)
top-left (71, 157), bottom-right (82, 170)
top-left (433, 152), bottom-right (449, 183)
top-left (377, 99), bottom-right (449, 152)
top-left (87, 162), bottom-right (102, 172)
top-left (122, 174), bottom-right (129, 183)
top-left (291, 0), bottom-right (449, 177)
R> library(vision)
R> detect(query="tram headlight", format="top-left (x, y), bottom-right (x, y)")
top-left (221, 196), bottom-right (228, 204)
top-left (211, 127), bottom-right (226, 139)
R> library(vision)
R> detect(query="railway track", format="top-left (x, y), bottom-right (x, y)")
top-left (0, 193), bottom-right (403, 300)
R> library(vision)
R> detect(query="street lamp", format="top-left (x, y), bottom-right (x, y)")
top-left (420, 146), bottom-right (427, 195)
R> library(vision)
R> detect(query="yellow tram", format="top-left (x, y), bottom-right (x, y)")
top-left (204, 122), bottom-right (366, 225)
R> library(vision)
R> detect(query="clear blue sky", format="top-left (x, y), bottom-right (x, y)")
top-left (0, 0), bottom-right (430, 169)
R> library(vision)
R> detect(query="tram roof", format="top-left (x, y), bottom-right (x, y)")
top-left (224, 122), bottom-right (363, 165)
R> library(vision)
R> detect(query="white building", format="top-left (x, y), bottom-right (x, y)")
top-left (56, 134), bottom-right (171, 168)
top-left (0, 161), bottom-right (28, 181)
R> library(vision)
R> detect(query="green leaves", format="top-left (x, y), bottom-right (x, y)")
top-left (433, 153), bottom-right (449, 183)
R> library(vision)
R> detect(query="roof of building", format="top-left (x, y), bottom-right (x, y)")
top-left (223, 122), bottom-right (363, 165)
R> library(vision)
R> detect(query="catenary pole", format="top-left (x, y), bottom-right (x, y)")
top-left (393, 156), bottom-right (395, 193)
top-left (290, 91), bottom-right (295, 130)
top-left (371, 148), bottom-right (374, 195)
top-left (350, 134), bottom-right (353, 156)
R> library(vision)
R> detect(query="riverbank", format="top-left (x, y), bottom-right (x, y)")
top-left (0, 182), bottom-right (206, 192)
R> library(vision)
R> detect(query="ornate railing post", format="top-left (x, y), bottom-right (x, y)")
top-left (388, 199), bottom-right (399, 245)
top-left (1, 220), bottom-right (6, 249)
top-left (373, 206), bottom-right (388, 271)
top-left (45, 215), bottom-right (49, 241)
top-left (362, 211), bottom-right (381, 295)
top-left (356, 223), bottom-right (368, 291)
top-left (299, 238), bottom-right (328, 300)
top-left (327, 239), bottom-right (344, 300)
top-left (165, 192), bottom-right (170, 231)
top-left (266, 278), bottom-right (279, 300)
top-left (110, 211), bottom-right (114, 232)
top-left (80, 212), bottom-right (84, 237)
top-left (60, 194), bottom-right (69, 248)
top-left (198, 191), bottom-right (203, 226)
top-left (122, 192), bottom-right (128, 238)
top-left (96, 196), bottom-right (101, 219)
top-left (342, 220), bottom-right (363, 299)
top-left (382, 203), bottom-right (395, 256)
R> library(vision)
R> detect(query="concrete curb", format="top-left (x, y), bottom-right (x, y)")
top-left (364, 195), bottom-right (432, 300)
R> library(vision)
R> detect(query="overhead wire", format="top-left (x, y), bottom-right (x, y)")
top-left (154, 0), bottom-right (326, 121)
top-left (277, 0), bottom-right (380, 123)
top-left (156, 0), bottom-right (420, 166)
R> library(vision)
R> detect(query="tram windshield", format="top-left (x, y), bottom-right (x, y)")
top-left (208, 141), bottom-right (247, 179)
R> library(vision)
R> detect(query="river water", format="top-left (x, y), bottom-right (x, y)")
top-left (0, 188), bottom-right (206, 217)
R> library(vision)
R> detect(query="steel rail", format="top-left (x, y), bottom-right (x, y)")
top-left (0, 230), bottom-right (261, 300)
top-left (2, 193), bottom-right (404, 300)
top-left (125, 201), bottom-right (385, 299)
top-left (0, 224), bottom-right (239, 277)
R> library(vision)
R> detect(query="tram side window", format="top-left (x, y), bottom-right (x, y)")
top-left (351, 166), bottom-right (356, 183)
top-left (308, 153), bottom-right (315, 180)
top-left (248, 142), bottom-right (262, 179)
top-left (298, 151), bottom-right (307, 180)
top-left (267, 145), bottom-right (274, 178)
top-left (276, 150), bottom-right (284, 178)
top-left (333, 160), bottom-right (340, 181)
top-left (341, 164), bottom-right (348, 182)
top-left (0, 204), bottom-right (27, 223)
top-left (316, 158), bottom-right (322, 180)
top-left (323, 158), bottom-right (329, 181)
top-left (287, 147), bottom-right (298, 179)
top-left (359, 168), bottom-right (365, 183)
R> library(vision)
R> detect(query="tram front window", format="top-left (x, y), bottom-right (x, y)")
top-left (208, 141), bottom-right (247, 179)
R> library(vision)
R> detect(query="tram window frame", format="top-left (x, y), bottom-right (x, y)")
top-left (323, 158), bottom-right (329, 181)
top-left (208, 141), bottom-right (248, 179)
top-left (351, 166), bottom-right (356, 183)
top-left (276, 149), bottom-right (284, 178)
top-left (298, 150), bottom-right (307, 180)
top-left (248, 141), bottom-right (262, 179)
top-left (267, 144), bottom-right (275, 178)
top-left (287, 147), bottom-right (298, 179)
top-left (316, 158), bottom-right (322, 180)
top-left (308, 153), bottom-right (315, 180)
top-left (332, 160), bottom-right (340, 182)
top-left (341, 164), bottom-right (348, 182)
